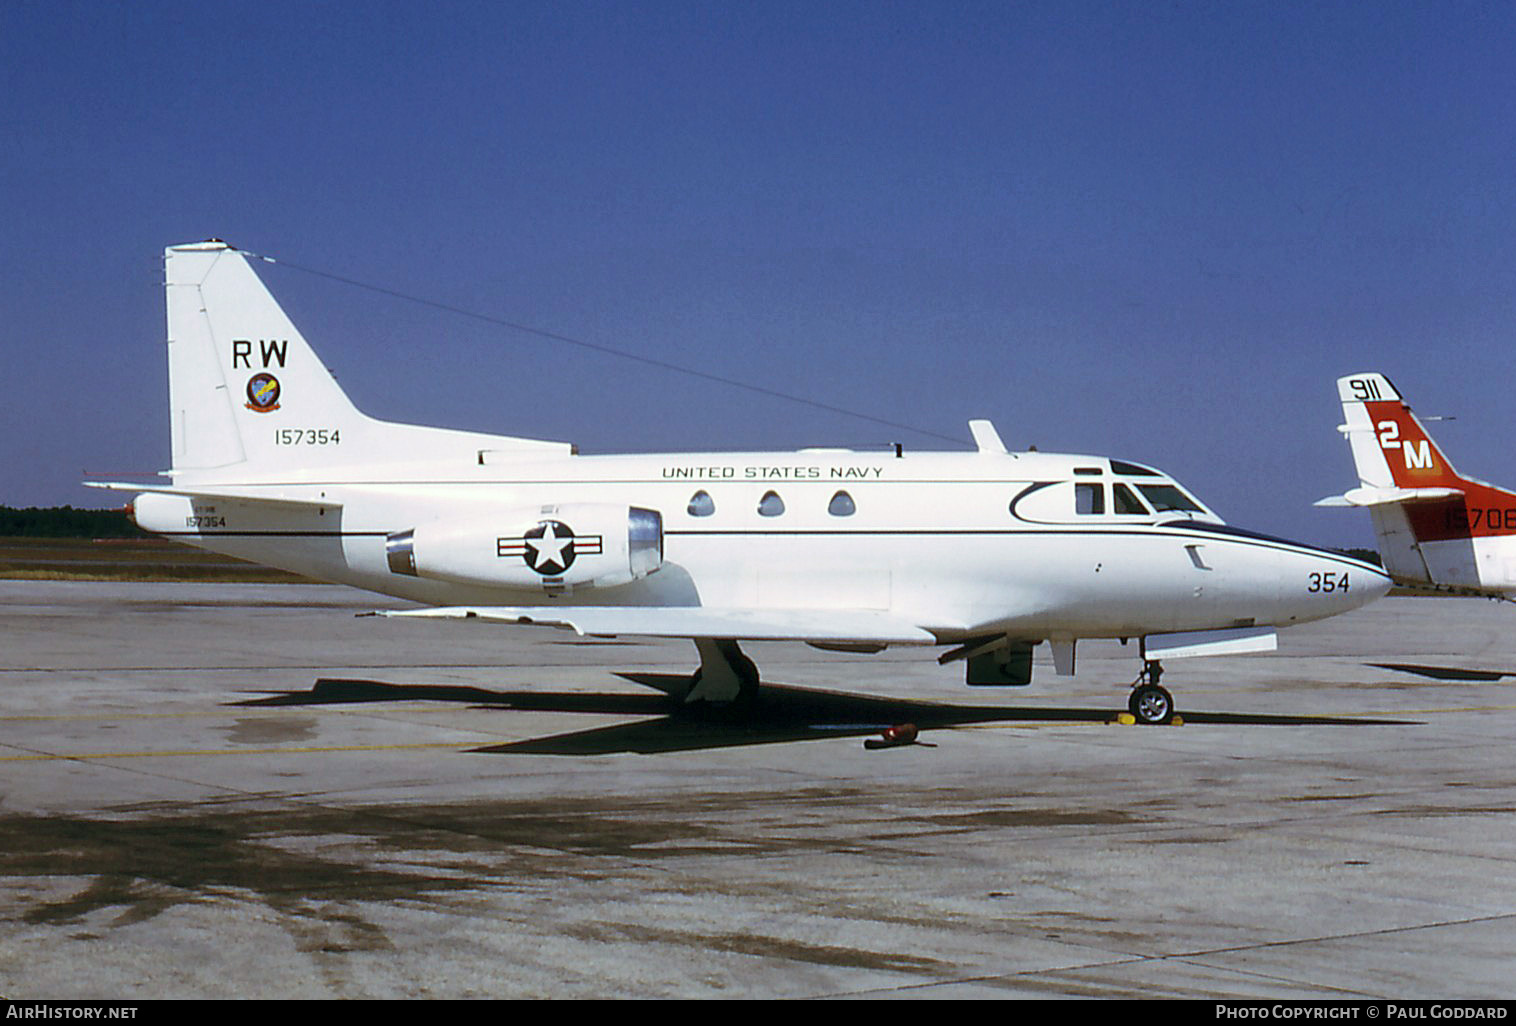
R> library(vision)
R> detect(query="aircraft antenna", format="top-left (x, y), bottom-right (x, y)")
top-left (235, 246), bottom-right (965, 446)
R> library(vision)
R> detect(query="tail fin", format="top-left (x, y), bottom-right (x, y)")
top-left (164, 241), bottom-right (568, 484)
top-left (1334, 374), bottom-right (1462, 492)
top-left (1323, 373), bottom-right (1516, 595)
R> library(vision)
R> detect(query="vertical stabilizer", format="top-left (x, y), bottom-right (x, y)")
top-left (166, 241), bottom-right (363, 477)
top-left (1336, 374), bottom-right (1461, 492)
top-left (162, 241), bottom-right (570, 485)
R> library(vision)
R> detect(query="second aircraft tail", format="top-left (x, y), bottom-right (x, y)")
top-left (1321, 373), bottom-right (1516, 596)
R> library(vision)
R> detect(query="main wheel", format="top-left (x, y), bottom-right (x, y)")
top-left (1128, 683), bottom-right (1175, 725)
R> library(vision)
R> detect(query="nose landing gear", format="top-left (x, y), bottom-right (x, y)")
top-left (1128, 659), bottom-right (1175, 725)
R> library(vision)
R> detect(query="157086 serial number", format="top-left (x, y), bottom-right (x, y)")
top-left (274, 429), bottom-right (341, 446)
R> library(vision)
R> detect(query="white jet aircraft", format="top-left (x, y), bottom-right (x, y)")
top-left (1321, 372), bottom-right (1516, 598)
top-left (90, 242), bottom-right (1392, 725)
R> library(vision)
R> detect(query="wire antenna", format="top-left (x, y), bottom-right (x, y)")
top-left (236, 246), bottom-right (964, 447)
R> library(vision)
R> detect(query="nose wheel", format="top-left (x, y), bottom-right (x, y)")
top-left (1128, 659), bottom-right (1175, 725)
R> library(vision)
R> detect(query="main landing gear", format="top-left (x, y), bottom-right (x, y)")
top-left (1127, 659), bottom-right (1175, 725)
top-left (681, 638), bottom-right (1180, 725)
top-left (685, 638), bottom-right (760, 706)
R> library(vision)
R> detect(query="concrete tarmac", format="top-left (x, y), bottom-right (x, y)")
top-left (0, 580), bottom-right (1513, 999)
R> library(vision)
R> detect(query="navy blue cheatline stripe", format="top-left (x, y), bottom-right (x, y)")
top-left (663, 527), bottom-right (1383, 572)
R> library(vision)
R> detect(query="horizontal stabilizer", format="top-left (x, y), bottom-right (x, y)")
top-left (1144, 626), bottom-right (1278, 660)
top-left (1315, 485), bottom-right (1464, 509)
top-left (85, 481), bottom-right (342, 510)
top-left (372, 605), bottom-right (938, 645)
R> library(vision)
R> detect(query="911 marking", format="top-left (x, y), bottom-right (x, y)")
top-left (275, 428), bottom-right (341, 446)
top-left (1349, 377), bottom-right (1383, 400)
top-left (1308, 571), bottom-right (1350, 593)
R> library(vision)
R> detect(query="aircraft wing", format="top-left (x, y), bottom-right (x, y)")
top-left (373, 605), bottom-right (939, 645)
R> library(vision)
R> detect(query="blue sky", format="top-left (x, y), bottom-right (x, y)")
top-left (4, 1), bottom-right (1514, 547)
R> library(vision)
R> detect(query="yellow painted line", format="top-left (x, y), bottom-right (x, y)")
top-left (0, 706), bottom-right (463, 723)
top-left (1372, 704), bottom-right (1516, 715)
top-left (0, 711), bottom-right (281, 722)
top-left (1282, 704), bottom-right (1516, 717)
top-left (950, 704), bottom-right (1516, 725)
top-left (0, 741), bottom-right (480, 762)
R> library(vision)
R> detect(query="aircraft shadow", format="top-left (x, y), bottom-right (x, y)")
top-left (234, 675), bottom-right (1414, 756)
top-left (1371, 662), bottom-right (1513, 682)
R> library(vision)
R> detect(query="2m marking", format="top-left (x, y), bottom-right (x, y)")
top-left (1377, 421), bottom-right (1433, 470)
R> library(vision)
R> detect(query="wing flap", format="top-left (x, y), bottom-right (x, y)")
top-left (374, 605), bottom-right (938, 645)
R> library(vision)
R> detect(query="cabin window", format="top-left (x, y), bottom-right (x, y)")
top-left (1113, 483), bottom-right (1150, 515)
top-left (687, 490), bottom-right (715, 517)
top-left (1075, 483), bottom-right (1105, 515)
top-left (758, 490), bottom-right (786, 517)
top-left (828, 490), bottom-right (856, 517)
top-left (1138, 484), bottom-right (1203, 514)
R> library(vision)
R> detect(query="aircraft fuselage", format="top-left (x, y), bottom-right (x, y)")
top-left (137, 447), bottom-right (1384, 645)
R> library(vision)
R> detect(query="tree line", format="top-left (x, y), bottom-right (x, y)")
top-left (0, 506), bottom-right (148, 539)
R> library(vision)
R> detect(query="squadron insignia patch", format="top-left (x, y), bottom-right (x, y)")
top-left (245, 373), bottom-right (282, 413)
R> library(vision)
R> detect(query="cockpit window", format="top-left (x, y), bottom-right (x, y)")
top-left (1113, 483), bottom-right (1150, 515)
top-left (1137, 484), bottom-right (1203, 514)
top-left (687, 490), bottom-right (715, 517)
top-left (828, 490), bottom-right (856, 517)
top-left (1110, 460), bottom-right (1160, 476)
top-left (758, 491), bottom-right (785, 517)
top-left (1075, 482), bottom-right (1105, 515)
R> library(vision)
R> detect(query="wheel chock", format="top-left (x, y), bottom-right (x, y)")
top-left (865, 723), bottom-right (929, 749)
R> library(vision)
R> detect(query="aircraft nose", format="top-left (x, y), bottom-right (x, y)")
top-left (1290, 548), bottom-right (1392, 618)
top-left (1360, 563), bottom-right (1394, 605)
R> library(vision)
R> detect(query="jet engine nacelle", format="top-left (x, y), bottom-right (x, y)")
top-left (387, 504), bottom-right (662, 592)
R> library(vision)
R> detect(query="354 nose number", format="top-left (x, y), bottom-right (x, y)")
top-left (1307, 571), bottom-right (1350, 593)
